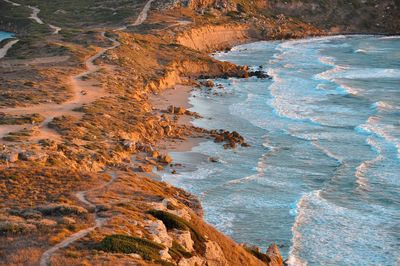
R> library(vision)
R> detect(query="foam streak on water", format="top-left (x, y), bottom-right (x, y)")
top-left (161, 36), bottom-right (400, 265)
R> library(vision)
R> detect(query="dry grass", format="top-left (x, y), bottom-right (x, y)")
top-left (0, 247), bottom-right (42, 266)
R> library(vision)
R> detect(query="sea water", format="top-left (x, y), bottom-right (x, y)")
top-left (0, 31), bottom-right (14, 42)
top-left (161, 36), bottom-right (400, 265)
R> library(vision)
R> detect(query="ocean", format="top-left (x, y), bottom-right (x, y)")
top-left (161, 35), bottom-right (400, 265)
top-left (0, 31), bottom-right (14, 42)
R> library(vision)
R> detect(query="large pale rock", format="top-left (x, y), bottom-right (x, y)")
top-left (145, 220), bottom-right (173, 247)
top-left (160, 248), bottom-right (172, 261)
top-left (170, 229), bottom-right (194, 252)
top-left (168, 208), bottom-right (191, 221)
top-left (178, 256), bottom-right (206, 266)
top-left (205, 241), bottom-right (228, 266)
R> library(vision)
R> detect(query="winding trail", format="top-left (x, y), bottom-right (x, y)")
top-left (28, 5), bottom-right (44, 24)
top-left (0, 33), bottom-right (120, 141)
top-left (48, 24), bottom-right (62, 34)
top-left (0, 0), bottom-right (156, 142)
top-left (3, 0), bottom-right (20, 6)
top-left (39, 172), bottom-right (118, 266)
top-left (27, 5), bottom-right (63, 34)
top-left (0, 39), bottom-right (19, 59)
top-left (38, 1), bottom-right (154, 264)
top-left (2, 0), bottom-right (62, 34)
top-left (117, 0), bottom-right (154, 30)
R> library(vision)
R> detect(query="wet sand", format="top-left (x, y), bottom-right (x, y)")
top-left (151, 84), bottom-right (206, 153)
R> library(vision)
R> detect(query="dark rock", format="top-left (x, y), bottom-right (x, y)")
top-left (248, 70), bottom-right (272, 79)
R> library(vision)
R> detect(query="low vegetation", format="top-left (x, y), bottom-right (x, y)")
top-left (168, 241), bottom-right (193, 260)
top-left (0, 113), bottom-right (45, 125)
top-left (98, 234), bottom-right (164, 260)
top-left (36, 203), bottom-right (88, 216)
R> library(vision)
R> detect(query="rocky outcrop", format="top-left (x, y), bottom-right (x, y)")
top-left (176, 23), bottom-right (254, 52)
top-left (266, 244), bottom-right (283, 266)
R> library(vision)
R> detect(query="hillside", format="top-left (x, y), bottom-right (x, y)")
top-left (0, 0), bottom-right (397, 266)
top-left (265, 0), bottom-right (400, 34)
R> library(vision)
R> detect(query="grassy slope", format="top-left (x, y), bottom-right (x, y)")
top-left (265, 0), bottom-right (400, 33)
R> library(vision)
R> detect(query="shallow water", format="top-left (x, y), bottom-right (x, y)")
top-left (0, 31), bottom-right (14, 42)
top-left (161, 36), bottom-right (400, 265)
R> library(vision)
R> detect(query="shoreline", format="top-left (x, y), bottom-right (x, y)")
top-left (166, 35), bottom-right (400, 265)
top-left (151, 84), bottom-right (207, 154)
top-left (5, 1), bottom-right (397, 264)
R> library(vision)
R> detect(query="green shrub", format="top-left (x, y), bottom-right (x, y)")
top-left (0, 221), bottom-right (36, 235)
top-left (98, 234), bottom-right (165, 261)
top-left (37, 203), bottom-right (88, 216)
top-left (168, 241), bottom-right (193, 260)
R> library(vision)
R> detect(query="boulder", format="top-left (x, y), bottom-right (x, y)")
top-left (159, 154), bottom-right (173, 164)
top-left (168, 105), bottom-right (186, 115)
top-left (178, 256), bottom-right (205, 266)
top-left (138, 164), bottom-right (153, 173)
top-left (248, 70), bottom-right (272, 79)
top-left (145, 220), bottom-right (173, 247)
top-left (200, 80), bottom-right (215, 87)
top-left (205, 241), bottom-right (228, 266)
top-left (160, 248), bottom-right (172, 261)
top-left (170, 229), bottom-right (194, 252)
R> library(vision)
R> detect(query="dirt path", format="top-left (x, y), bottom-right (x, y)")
top-left (117, 0), bottom-right (155, 30)
top-left (38, 2), bottom-right (154, 264)
top-left (39, 172), bottom-right (118, 266)
top-left (28, 5), bottom-right (44, 24)
top-left (3, 0), bottom-right (20, 6)
top-left (0, 39), bottom-right (19, 59)
top-left (3, 1), bottom-right (62, 34)
top-left (0, 34), bottom-right (120, 141)
top-left (49, 24), bottom-right (62, 34)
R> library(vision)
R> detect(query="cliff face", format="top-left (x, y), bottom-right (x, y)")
top-left (175, 20), bottom-right (322, 52)
top-left (265, 0), bottom-right (400, 34)
top-left (176, 24), bottom-right (253, 52)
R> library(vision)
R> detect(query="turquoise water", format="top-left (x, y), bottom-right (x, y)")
top-left (161, 36), bottom-right (400, 265)
top-left (0, 31), bottom-right (14, 42)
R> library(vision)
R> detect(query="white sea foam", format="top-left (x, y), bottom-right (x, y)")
top-left (288, 190), bottom-right (323, 266)
top-left (314, 64), bottom-right (347, 81)
top-left (340, 84), bottom-right (360, 95)
top-left (354, 138), bottom-right (383, 191)
top-left (354, 49), bottom-right (368, 54)
top-left (372, 101), bottom-right (396, 111)
top-left (319, 56), bottom-right (336, 66)
top-left (379, 35), bottom-right (400, 40)
top-left (312, 140), bottom-right (343, 163)
top-left (279, 35), bottom-right (347, 49)
top-left (327, 67), bottom-right (400, 80)
top-left (227, 150), bottom-right (269, 185)
top-left (357, 116), bottom-right (400, 159)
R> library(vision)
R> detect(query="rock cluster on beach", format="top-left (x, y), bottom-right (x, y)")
top-left (210, 129), bottom-right (250, 149)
